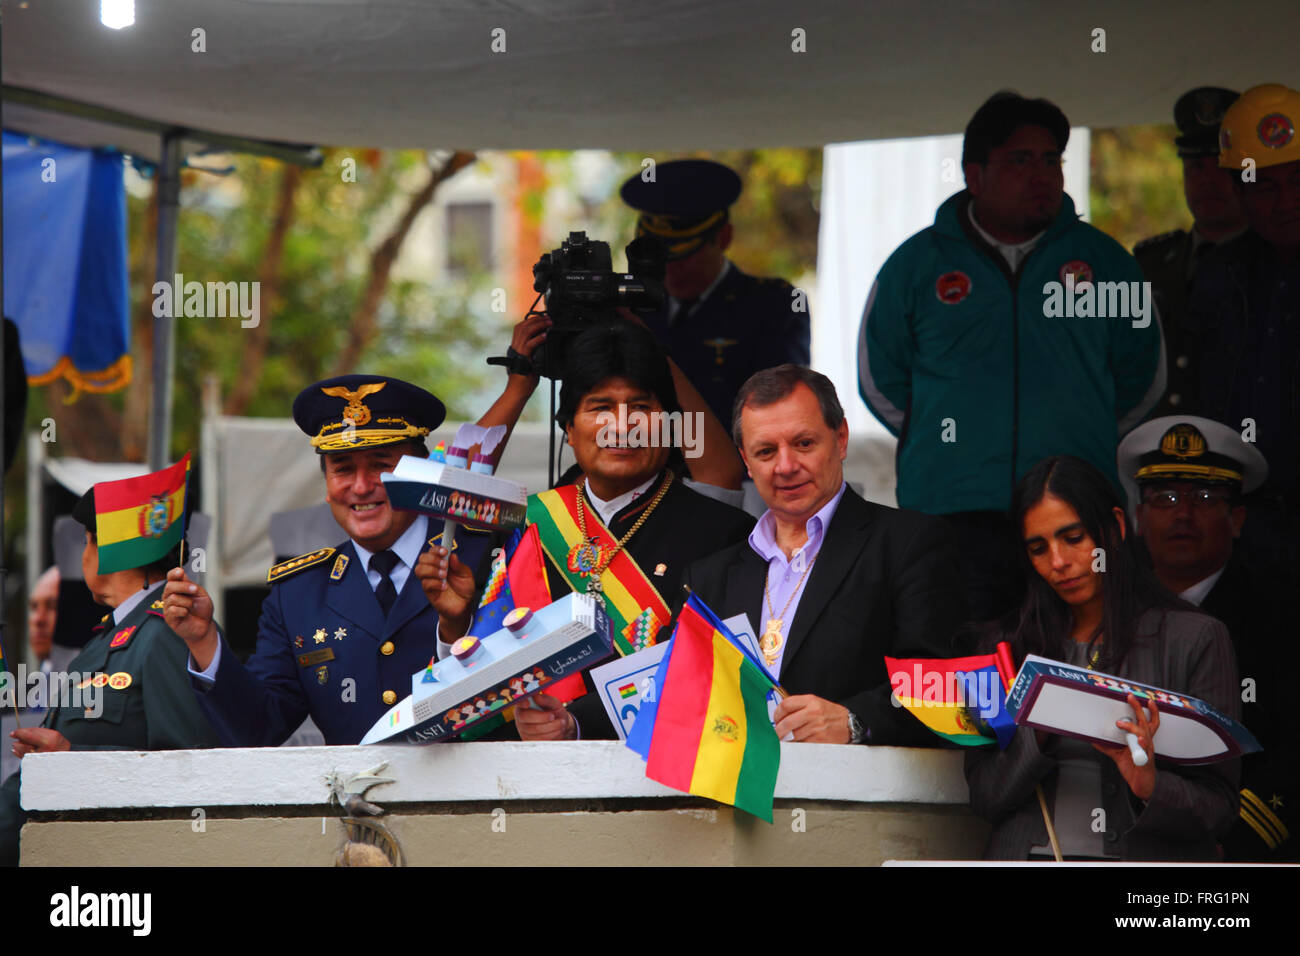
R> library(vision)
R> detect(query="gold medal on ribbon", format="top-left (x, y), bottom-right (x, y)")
top-left (760, 619), bottom-right (784, 666)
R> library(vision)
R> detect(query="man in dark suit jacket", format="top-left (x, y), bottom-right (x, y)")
top-left (684, 365), bottom-right (966, 746)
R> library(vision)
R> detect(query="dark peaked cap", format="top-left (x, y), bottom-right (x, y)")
top-left (1174, 87), bottom-right (1239, 158)
top-left (292, 374), bottom-right (445, 454)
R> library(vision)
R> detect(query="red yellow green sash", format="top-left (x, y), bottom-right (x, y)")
top-left (528, 486), bottom-right (670, 656)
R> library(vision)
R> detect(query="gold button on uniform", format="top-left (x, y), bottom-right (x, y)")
top-left (382, 690), bottom-right (397, 706)
top-left (380, 641), bottom-right (395, 656)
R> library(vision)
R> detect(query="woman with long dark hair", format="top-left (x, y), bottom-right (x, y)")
top-left (965, 455), bottom-right (1240, 860)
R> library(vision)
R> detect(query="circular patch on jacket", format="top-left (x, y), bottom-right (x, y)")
top-left (1257, 113), bottom-right (1295, 148)
top-left (935, 271), bottom-right (972, 305)
top-left (108, 672), bottom-right (132, 690)
top-left (91, 674), bottom-right (110, 688)
top-left (1059, 259), bottom-right (1093, 285)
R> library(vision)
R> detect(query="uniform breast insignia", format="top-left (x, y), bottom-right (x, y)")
top-left (267, 547), bottom-right (338, 584)
top-left (316, 665), bottom-right (330, 685)
top-left (330, 554), bottom-right (350, 580)
top-left (654, 563), bottom-right (667, 577)
top-left (313, 628), bottom-right (328, 644)
top-left (298, 649), bottom-right (336, 668)
top-left (334, 627), bottom-right (347, 641)
top-left (702, 337), bottom-right (738, 366)
top-left (108, 672), bottom-right (132, 690)
top-left (109, 626), bottom-right (137, 649)
top-left (294, 635), bottom-right (304, 649)
top-left (92, 612), bottom-right (112, 634)
top-left (148, 598), bottom-right (166, 616)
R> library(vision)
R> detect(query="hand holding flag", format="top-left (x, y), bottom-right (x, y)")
top-left (626, 593), bottom-right (781, 822)
top-left (161, 567), bottom-right (219, 666)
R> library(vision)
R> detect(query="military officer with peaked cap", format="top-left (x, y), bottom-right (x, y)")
top-left (165, 375), bottom-right (493, 746)
top-left (2, 486), bottom-right (220, 866)
top-left (1133, 87), bottom-right (1247, 416)
top-left (1119, 415), bottom-right (1297, 861)
top-left (622, 159), bottom-right (810, 427)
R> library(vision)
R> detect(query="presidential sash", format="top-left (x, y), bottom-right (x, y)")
top-left (528, 486), bottom-right (670, 656)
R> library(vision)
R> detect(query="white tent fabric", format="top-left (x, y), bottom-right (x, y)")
top-left (815, 129), bottom-right (1091, 440)
top-left (5, 1), bottom-right (1298, 153)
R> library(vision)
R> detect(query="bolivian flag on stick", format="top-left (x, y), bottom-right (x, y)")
top-left (627, 593), bottom-right (780, 822)
top-left (884, 643), bottom-right (1017, 748)
top-left (94, 453), bottom-right (191, 574)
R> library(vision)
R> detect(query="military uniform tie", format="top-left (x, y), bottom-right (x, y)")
top-left (370, 550), bottom-right (400, 618)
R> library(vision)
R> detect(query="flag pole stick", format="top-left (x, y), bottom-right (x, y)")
top-left (995, 643), bottom-right (1062, 862)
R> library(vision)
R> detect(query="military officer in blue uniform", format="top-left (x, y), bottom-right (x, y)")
top-left (166, 375), bottom-right (492, 746)
top-left (621, 159), bottom-right (810, 426)
top-left (1133, 87), bottom-right (1246, 416)
top-left (2, 486), bottom-right (220, 866)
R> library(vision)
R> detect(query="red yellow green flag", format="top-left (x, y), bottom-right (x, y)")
top-left (636, 594), bottom-right (780, 821)
top-left (94, 452), bottom-right (191, 573)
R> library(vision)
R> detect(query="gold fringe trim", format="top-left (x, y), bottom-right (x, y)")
top-left (28, 354), bottom-right (133, 403)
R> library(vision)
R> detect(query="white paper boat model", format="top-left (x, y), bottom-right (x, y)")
top-left (381, 454), bottom-right (527, 533)
top-left (360, 592), bottom-right (615, 744)
top-left (1006, 653), bottom-right (1261, 764)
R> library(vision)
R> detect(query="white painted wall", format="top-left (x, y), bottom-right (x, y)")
top-left (22, 741), bottom-right (971, 811)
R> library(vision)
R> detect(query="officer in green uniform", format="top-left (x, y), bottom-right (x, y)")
top-left (1, 486), bottom-right (219, 866)
top-left (1133, 87), bottom-right (1246, 416)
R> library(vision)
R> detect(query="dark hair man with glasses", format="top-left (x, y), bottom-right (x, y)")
top-left (858, 91), bottom-right (1165, 623)
top-left (1118, 415), bottom-right (1296, 862)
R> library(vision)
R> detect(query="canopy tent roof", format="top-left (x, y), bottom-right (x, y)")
top-left (5, 1), bottom-right (1299, 155)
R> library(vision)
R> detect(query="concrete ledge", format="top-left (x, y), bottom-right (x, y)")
top-left (21, 803), bottom-right (987, 866)
top-left (22, 741), bottom-right (970, 811)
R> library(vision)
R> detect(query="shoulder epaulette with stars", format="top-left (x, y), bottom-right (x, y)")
top-left (147, 598), bottom-right (166, 617)
top-left (267, 546), bottom-right (337, 584)
top-left (1133, 229), bottom-right (1185, 252)
top-left (92, 611), bottom-right (112, 633)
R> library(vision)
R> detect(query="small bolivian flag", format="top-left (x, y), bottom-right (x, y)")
top-left (884, 647), bottom-right (1017, 748)
top-left (94, 452), bottom-right (191, 574)
top-left (628, 594), bottom-right (780, 822)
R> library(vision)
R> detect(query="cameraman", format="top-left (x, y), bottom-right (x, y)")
top-left (477, 311), bottom-right (746, 491)
top-left (418, 319), bottom-right (755, 740)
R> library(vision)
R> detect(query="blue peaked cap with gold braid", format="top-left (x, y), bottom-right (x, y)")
top-left (292, 374), bottom-right (446, 454)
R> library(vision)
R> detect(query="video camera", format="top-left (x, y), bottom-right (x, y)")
top-left (489, 231), bottom-right (666, 380)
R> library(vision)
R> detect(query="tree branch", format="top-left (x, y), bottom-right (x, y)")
top-left (328, 150), bottom-right (476, 377)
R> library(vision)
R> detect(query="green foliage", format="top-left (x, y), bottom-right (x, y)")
top-left (156, 148), bottom-right (493, 440)
top-left (1089, 125), bottom-right (1189, 250)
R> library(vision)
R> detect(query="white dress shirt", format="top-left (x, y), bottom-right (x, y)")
top-left (1178, 566), bottom-right (1226, 608)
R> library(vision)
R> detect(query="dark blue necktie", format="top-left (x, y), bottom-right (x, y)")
top-left (370, 550), bottom-right (400, 618)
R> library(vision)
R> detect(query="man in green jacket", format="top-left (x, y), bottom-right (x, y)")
top-left (858, 91), bottom-right (1165, 621)
top-left (0, 486), bottom-right (219, 866)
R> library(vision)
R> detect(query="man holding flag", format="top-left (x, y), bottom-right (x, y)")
top-left (421, 322), bottom-right (755, 740)
top-left (683, 366), bottom-right (966, 746)
top-left (2, 462), bottom-right (219, 866)
top-left (167, 375), bottom-right (494, 746)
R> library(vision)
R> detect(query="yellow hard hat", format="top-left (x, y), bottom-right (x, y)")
top-left (1218, 83), bottom-right (1300, 170)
